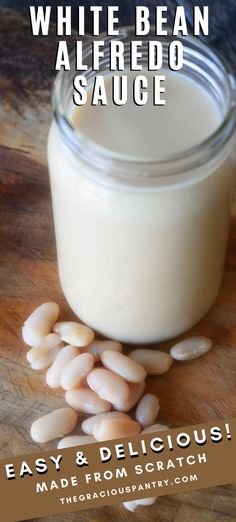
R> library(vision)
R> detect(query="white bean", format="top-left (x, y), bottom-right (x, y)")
top-left (31, 407), bottom-right (77, 443)
top-left (170, 336), bottom-right (212, 361)
top-left (136, 394), bottom-right (160, 427)
top-left (123, 501), bottom-right (137, 512)
top-left (53, 321), bottom-right (94, 347)
top-left (82, 412), bottom-right (130, 435)
top-left (87, 368), bottom-right (130, 406)
top-left (34, 333), bottom-right (61, 351)
top-left (93, 418), bottom-right (140, 441)
top-left (112, 381), bottom-right (145, 412)
top-left (60, 353), bottom-right (94, 390)
top-left (29, 347), bottom-right (60, 370)
top-left (142, 423), bottom-right (169, 434)
top-left (135, 497), bottom-right (157, 506)
top-left (82, 340), bottom-right (123, 361)
top-left (26, 333), bottom-right (62, 365)
top-left (46, 345), bottom-right (80, 388)
top-left (101, 351), bottom-right (146, 383)
top-left (65, 388), bottom-right (111, 414)
top-left (57, 435), bottom-right (95, 449)
top-left (129, 349), bottom-right (173, 375)
top-left (22, 302), bottom-right (60, 346)
top-left (123, 497), bottom-right (157, 512)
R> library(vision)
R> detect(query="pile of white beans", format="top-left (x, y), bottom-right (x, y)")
top-left (22, 302), bottom-right (212, 512)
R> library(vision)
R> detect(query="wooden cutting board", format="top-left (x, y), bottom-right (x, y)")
top-left (0, 7), bottom-right (235, 522)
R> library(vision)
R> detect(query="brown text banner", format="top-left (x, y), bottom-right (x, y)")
top-left (1, 418), bottom-right (235, 521)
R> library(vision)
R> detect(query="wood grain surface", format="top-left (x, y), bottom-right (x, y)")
top-left (0, 6), bottom-right (236, 522)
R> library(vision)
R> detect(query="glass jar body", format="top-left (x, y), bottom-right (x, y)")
top-left (48, 123), bottom-right (235, 343)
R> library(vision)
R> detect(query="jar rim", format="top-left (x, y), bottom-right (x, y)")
top-left (52, 28), bottom-right (236, 181)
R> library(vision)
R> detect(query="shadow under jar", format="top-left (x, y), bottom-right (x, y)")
top-left (48, 29), bottom-right (236, 344)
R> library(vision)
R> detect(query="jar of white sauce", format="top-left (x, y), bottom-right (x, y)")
top-left (48, 30), bottom-right (236, 344)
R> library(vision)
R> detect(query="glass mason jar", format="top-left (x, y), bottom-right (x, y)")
top-left (48, 29), bottom-right (236, 344)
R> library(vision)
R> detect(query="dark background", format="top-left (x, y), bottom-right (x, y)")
top-left (1, 1), bottom-right (236, 68)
